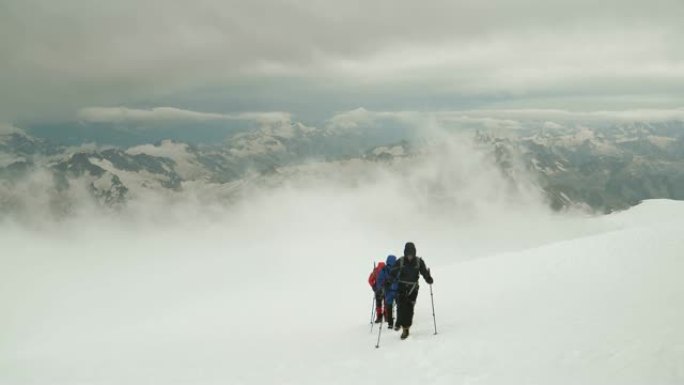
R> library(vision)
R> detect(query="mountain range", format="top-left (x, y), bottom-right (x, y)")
top-left (2, 119), bottom-right (684, 217)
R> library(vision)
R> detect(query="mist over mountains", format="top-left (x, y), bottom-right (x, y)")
top-left (2, 111), bottom-right (684, 222)
top-left (5, 110), bottom-right (684, 385)
top-left (3, 0), bottom-right (684, 382)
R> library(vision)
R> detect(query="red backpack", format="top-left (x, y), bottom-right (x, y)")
top-left (368, 262), bottom-right (386, 288)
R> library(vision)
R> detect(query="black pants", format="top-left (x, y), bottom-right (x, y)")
top-left (396, 285), bottom-right (419, 328)
top-left (374, 290), bottom-right (384, 311)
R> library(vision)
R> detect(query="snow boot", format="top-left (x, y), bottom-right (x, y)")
top-left (394, 324), bottom-right (401, 331)
top-left (400, 327), bottom-right (410, 340)
top-left (374, 308), bottom-right (383, 323)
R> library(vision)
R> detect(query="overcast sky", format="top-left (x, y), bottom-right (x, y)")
top-left (2, 0), bottom-right (683, 124)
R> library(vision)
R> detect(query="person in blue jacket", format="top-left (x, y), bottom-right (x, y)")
top-left (375, 255), bottom-right (399, 329)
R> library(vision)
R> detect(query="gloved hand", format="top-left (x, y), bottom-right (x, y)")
top-left (426, 276), bottom-right (434, 285)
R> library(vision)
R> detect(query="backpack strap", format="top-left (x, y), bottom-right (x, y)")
top-left (396, 256), bottom-right (422, 296)
top-left (399, 256), bottom-right (421, 270)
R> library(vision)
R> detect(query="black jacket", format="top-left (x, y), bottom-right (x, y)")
top-left (389, 256), bottom-right (433, 288)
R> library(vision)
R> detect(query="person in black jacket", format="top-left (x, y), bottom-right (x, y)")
top-left (390, 242), bottom-right (434, 339)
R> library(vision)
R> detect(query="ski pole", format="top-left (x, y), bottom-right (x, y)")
top-left (429, 268), bottom-right (437, 335)
top-left (375, 309), bottom-right (383, 348)
top-left (370, 294), bottom-right (376, 333)
top-left (370, 261), bottom-right (376, 332)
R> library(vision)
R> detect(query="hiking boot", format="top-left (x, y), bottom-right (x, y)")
top-left (400, 327), bottom-right (410, 340)
top-left (394, 324), bottom-right (401, 331)
top-left (387, 319), bottom-right (394, 329)
top-left (374, 311), bottom-right (383, 323)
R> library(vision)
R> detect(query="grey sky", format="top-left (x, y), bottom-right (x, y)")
top-left (1, 0), bottom-right (683, 123)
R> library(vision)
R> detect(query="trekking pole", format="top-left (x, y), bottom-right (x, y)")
top-left (370, 294), bottom-right (376, 333)
top-left (429, 268), bottom-right (437, 335)
top-left (370, 262), bottom-right (376, 332)
top-left (375, 310), bottom-right (383, 348)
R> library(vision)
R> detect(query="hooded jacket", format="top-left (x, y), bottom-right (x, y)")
top-left (368, 262), bottom-right (385, 289)
top-left (376, 255), bottom-right (400, 304)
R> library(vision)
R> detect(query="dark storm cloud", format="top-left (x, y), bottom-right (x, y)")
top-left (1, 0), bottom-right (683, 122)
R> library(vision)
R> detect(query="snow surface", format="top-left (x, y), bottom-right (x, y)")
top-left (1, 200), bottom-right (683, 385)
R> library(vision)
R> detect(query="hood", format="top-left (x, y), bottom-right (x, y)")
top-left (385, 255), bottom-right (397, 267)
top-left (404, 242), bottom-right (416, 257)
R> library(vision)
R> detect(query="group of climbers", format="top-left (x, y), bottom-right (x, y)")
top-left (368, 242), bottom-right (434, 340)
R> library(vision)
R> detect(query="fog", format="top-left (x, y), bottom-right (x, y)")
top-left (0, 135), bottom-right (619, 384)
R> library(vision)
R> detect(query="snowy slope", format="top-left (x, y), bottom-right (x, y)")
top-left (1, 200), bottom-right (683, 385)
top-left (303, 200), bottom-right (684, 385)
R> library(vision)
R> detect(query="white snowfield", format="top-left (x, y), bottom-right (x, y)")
top-left (2, 200), bottom-right (683, 385)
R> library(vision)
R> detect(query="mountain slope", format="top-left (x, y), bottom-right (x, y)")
top-left (1, 200), bottom-right (682, 384)
top-left (298, 200), bottom-right (684, 385)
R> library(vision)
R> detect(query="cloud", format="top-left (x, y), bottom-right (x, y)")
top-left (77, 107), bottom-right (292, 125)
top-left (591, 108), bottom-right (684, 122)
top-left (1, 0), bottom-right (683, 122)
top-left (543, 121), bottom-right (564, 130)
top-left (326, 107), bottom-right (422, 130)
top-left (305, 27), bottom-right (684, 105)
top-left (126, 140), bottom-right (191, 157)
top-left (0, 123), bottom-right (23, 135)
top-left (326, 107), bottom-right (684, 132)
top-left (453, 108), bottom-right (684, 123)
